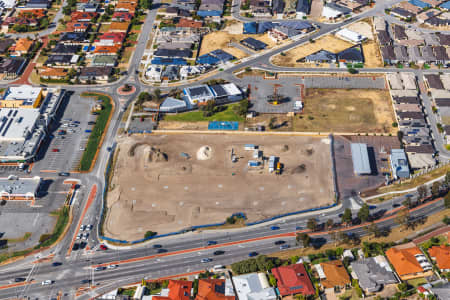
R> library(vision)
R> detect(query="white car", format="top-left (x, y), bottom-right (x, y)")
top-left (87, 224), bottom-right (93, 230)
top-left (41, 280), bottom-right (52, 285)
top-left (80, 225), bottom-right (86, 231)
top-left (76, 234), bottom-right (81, 240)
top-left (107, 264), bottom-right (118, 269)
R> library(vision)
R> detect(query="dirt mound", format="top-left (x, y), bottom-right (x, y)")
top-left (291, 164), bottom-right (307, 174)
top-left (197, 146), bottom-right (212, 160)
top-left (149, 147), bottom-right (168, 162)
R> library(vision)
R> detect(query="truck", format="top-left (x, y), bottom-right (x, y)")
top-left (268, 156), bottom-right (276, 173)
top-left (276, 162), bottom-right (282, 175)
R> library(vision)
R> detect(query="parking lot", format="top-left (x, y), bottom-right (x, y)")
top-left (33, 91), bottom-right (100, 172)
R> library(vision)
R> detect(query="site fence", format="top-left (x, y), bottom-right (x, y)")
top-left (329, 134), bottom-right (340, 201)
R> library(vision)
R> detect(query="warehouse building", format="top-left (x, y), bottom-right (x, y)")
top-left (0, 176), bottom-right (41, 201)
top-left (351, 143), bottom-right (371, 175)
top-left (209, 83), bottom-right (243, 103)
top-left (390, 149), bottom-right (410, 179)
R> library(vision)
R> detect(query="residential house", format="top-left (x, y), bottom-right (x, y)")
top-left (433, 46), bottom-right (450, 65)
top-left (240, 37), bottom-right (267, 51)
top-left (24, 0), bottom-right (51, 9)
top-left (268, 21), bottom-right (313, 41)
top-left (44, 54), bottom-right (79, 67)
top-left (303, 50), bottom-right (336, 63)
top-left (430, 282), bottom-right (450, 300)
top-left (408, 46), bottom-right (424, 64)
top-left (112, 11), bottom-right (134, 22)
top-left (39, 67), bottom-right (68, 80)
top-left (92, 55), bottom-right (116, 67)
top-left (393, 24), bottom-right (408, 40)
top-left (93, 45), bottom-right (121, 56)
top-left (249, 0), bottom-right (272, 17)
top-left (51, 44), bottom-right (81, 55)
top-left (197, 0), bottom-right (225, 17)
top-left (109, 21), bottom-right (130, 33)
top-left (428, 245), bottom-right (450, 272)
top-left (195, 279), bottom-right (235, 300)
top-left (315, 260), bottom-right (351, 292)
top-left (381, 46), bottom-right (396, 64)
top-left (59, 32), bottom-right (89, 45)
top-left (161, 65), bottom-right (179, 81)
top-left (179, 65), bottom-right (204, 79)
top-left (0, 57), bottom-right (27, 79)
top-left (394, 45), bottom-right (409, 63)
top-left (421, 46), bottom-right (436, 63)
top-left (76, 2), bottom-right (98, 12)
top-left (272, 0), bottom-right (285, 18)
top-left (151, 280), bottom-right (192, 300)
top-left (337, 45), bottom-right (364, 64)
top-left (78, 66), bottom-right (112, 83)
top-left (425, 74), bottom-right (444, 89)
top-left (377, 30), bottom-right (392, 45)
top-left (322, 3), bottom-right (352, 19)
top-left (390, 7), bottom-right (415, 19)
top-left (385, 243), bottom-right (434, 280)
top-left (145, 65), bottom-right (162, 82)
top-left (397, 1), bottom-right (423, 15)
top-left (271, 264), bottom-right (315, 297)
top-left (436, 33), bottom-right (450, 46)
top-left (350, 256), bottom-right (398, 294)
top-left (296, 0), bottom-right (310, 18)
top-left (176, 18), bottom-right (203, 29)
top-left (65, 21), bottom-right (90, 32)
top-left (96, 32), bottom-right (126, 46)
top-left (10, 38), bottom-right (34, 57)
top-left (154, 49), bottom-right (192, 58)
top-left (336, 28), bottom-right (367, 43)
top-left (158, 42), bottom-right (193, 50)
top-left (70, 11), bottom-right (98, 22)
top-left (197, 49), bottom-right (235, 65)
top-left (115, 2), bottom-right (137, 13)
top-left (232, 273), bottom-right (277, 300)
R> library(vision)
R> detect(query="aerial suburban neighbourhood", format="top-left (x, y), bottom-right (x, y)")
top-left (0, 0), bottom-right (450, 299)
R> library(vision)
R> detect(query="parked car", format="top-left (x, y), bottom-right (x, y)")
top-left (59, 172), bottom-right (70, 177)
top-left (107, 264), bottom-right (118, 269)
top-left (41, 280), bottom-right (52, 285)
top-left (157, 248), bottom-right (167, 253)
top-left (274, 240), bottom-right (285, 245)
top-left (88, 121), bottom-right (96, 125)
top-left (52, 262), bottom-right (62, 267)
top-left (207, 241), bottom-right (217, 246)
top-left (72, 243), bottom-right (79, 251)
top-left (270, 226), bottom-right (280, 230)
top-left (152, 244), bottom-right (162, 248)
top-left (52, 148), bottom-right (59, 152)
top-left (80, 225), bottom-right (86, 231)
top-left (213, 250), bottom-right (225, 255)
top-left (99, 244), bottom-right (108, 250)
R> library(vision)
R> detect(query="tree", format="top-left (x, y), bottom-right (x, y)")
top-left (144, 231), bottom-right (157, 238)
top-left (153, 88), bottom-right (162, 103)
top-left (398, 282), bottom-right (408, 292)
top-left (307, 218), bottom-right (318, 231)
top-left (268, 274), bottom-right (277, 287)
top-left (395, 209), bottom-right (410, 231)
top-left (445, 171), bottom-right (450, 185)
top-left (431, 181), bottom-right (441, 198)
top-left (402, 195), bottom-right (413, 209)
top-left (329, 230), bottom-right (340, 246)
top-left (357, 203), bottom-right (370, 223)
top-left (443, 215), bottom-right (450, 225)
top-left (417, 185), bottom-right (427, 200)
top-left (296, 233), bottom-right (311, 247)
top-left (366, 222), bottom-right (380, 237)
top-left (348, 68), bottom-right (358, 74)
top-left (326, 218), bottom-right (334, 229)
top-left (341, 208), bottom-right (352, 225)
top-left (445, 191), bottom-right (450, 208)
top-left (233, 99), bottom-right (250, 116)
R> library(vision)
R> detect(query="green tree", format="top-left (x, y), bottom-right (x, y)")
top-left (144, 231), bottom-right (157, 238)
top-left (445, 171), bottom-right (450, 185)
top-left (306, 218), bottom-right (317, 231)
top-left (443, 215), bottom-right (450, 225)
top-left (342, 208), bottom-right (352, 224)
top-left (366, 222), bottom-right (380, 237)
top-left (402, 195), bottom-right (413, 209)
top-left (431, 181), bottom-right (441, 198)
top-left (357, 203), bottom-right (370, 223)
top-left (296, 233), bottom-right (311, 247)
top-left (233, 99), bottom-right (250, 116)
top-left (398, 282), bottom-right (408, 292)
top-left (445, 191), bottom-right (450, 208)
top-left (268, 274), bottom-right (277, 287)
top-left (153, 88), bottom-right (162, 103)
top-left (395, 209), bottom-right (410, 231)
top-left (326, 218), bottom-right (334, 229)
top-left (417, 185), bottom-right (427, 201)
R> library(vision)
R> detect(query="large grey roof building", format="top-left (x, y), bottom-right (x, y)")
top-left (390, 149), bottom-right (410, 179)
top-left (351, 256), bottom-right (398, 293)
top-left (351, 143), bottom-right (371, 175)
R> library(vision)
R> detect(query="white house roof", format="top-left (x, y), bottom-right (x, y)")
top-left (336, 28), bottom-right (367, 43)
top-left (232, 273), bottom-right (277, 300)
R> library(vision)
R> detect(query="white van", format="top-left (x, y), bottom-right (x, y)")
top-left (212, 265), bottom-right (225, 271)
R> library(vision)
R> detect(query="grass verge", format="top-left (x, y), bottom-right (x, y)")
top-left (35, 206), bottom-right (70, 249)
top-left (79, 93), bottom-right (113, 171)
top-left (163, 103), bottom-right (244, 122)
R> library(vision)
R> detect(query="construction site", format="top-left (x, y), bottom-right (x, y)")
top-left (105, 134), bottom-right (335, 240)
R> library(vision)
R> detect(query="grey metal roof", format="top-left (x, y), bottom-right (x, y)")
top-left (160, 97), bottom-right (187, 111)
top-left (240, 37), bottom-right (267, 50)
top-left (154, 49), bottom-right (192, 58)
top-left (351, 143), bottom-right (371, 174)
top-left (351, 256), bottom-right (398, 293)
top-left (337, 45), bottom-right (364, 63)
top-left (425, 74), bottom-right (444, 89)
top-left (390, 149), bottom-right (410, 179)
top-left (296, 0), bottom-right (310, 13)
top-left (305, 50), bottom-right (336, 62)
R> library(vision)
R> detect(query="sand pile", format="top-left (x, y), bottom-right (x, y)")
top-left (197, 146), bottom-right (212, 160)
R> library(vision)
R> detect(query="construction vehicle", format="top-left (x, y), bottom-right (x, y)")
top-left (276, 162), bottom-right (282, 175)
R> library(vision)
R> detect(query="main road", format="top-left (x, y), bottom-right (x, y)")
top-left (0, 0), bottom-right (448, 298)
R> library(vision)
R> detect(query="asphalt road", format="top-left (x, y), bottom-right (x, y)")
top-left (0, 0), bottom-right (449, 298)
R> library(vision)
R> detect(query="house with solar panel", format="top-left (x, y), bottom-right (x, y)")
top-left (196, 49), bottom-right (235, 65)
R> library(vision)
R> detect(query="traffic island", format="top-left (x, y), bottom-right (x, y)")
top-left (117, 84), bottom-right (136, 96)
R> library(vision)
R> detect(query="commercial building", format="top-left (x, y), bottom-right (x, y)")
top-left (209, 83), bottom-right (243, 103)
top-left (271, 264), bottom-right (315, 297)
top-left (350, 256), bottom-right (398, 294)
top-left (2, 86), bottom-right (43, 108)
top-left (159, 97), bottom-right (188, 113)
top-left (183, 84), bottom-right (215, 106)
top-left (351, 143), bottom-right (371, 175)
top-left (232, 273), bottom-right (277, 300)
top-left (390, 149), bottom-right (410, 179)
top-left (386, 243), bottom-right (434, 280)
top-left (0, 176), bottom-right (41, 201)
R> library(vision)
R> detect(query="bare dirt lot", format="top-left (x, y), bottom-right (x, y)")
top-left (105, 134), bottom-right (335, 240)
top-left (293, 89), bottom-right (396, 133)
top-left (199, 30), bottom-right (278, 59)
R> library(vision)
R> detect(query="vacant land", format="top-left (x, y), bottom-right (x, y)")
top-left (105, 134), bottom-right (335, 240)
top-left (361, 40), bottom-right (383, 68)
top-left (199, 31), bottom-right (277, 59)
top-left (271, 35), bottom-right (353, 67)
top-left (293, 89), bottom-right (395, 133)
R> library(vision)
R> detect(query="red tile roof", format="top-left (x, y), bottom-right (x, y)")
top-left (97, 32), bottom-right (127, 44)
top-left (386, 244), bottom-right (424, 277)
top-left (71, 11), bottom-right (98, 22)
top-left (195, 279), bottom-right (235, 300)
top-left (153, 280), bottom-right (192, 300)
top-left (112, 11), bottom-right (134, 21)
top-left (428, 245), bottom-right (450, 270)
top-left (271, 264), bottom-right (315, 296)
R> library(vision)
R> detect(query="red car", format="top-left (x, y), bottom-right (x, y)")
top-left (52, 148), bottom-right (59, 152)
top-left (99, 244), bottom-right (107, 250)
